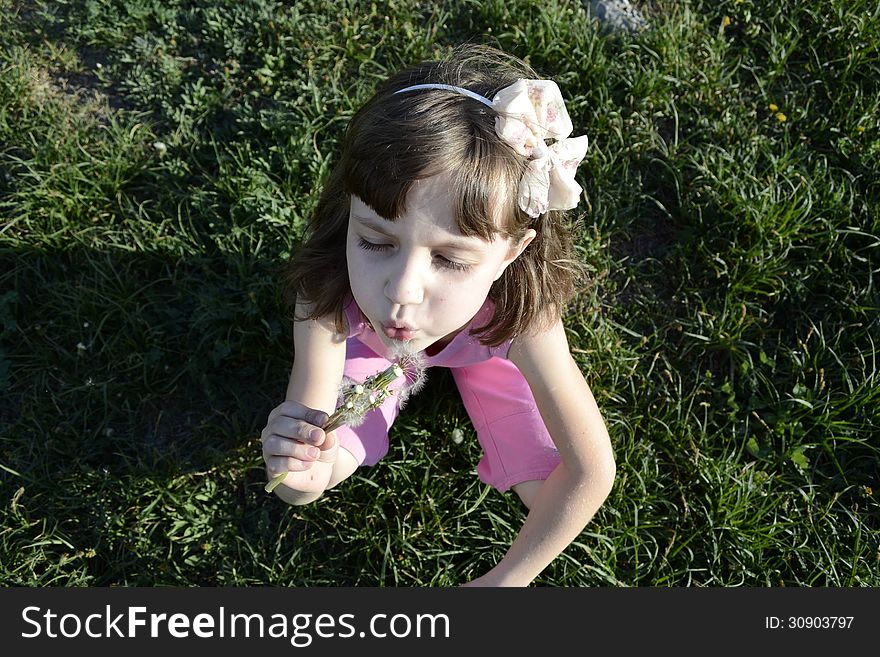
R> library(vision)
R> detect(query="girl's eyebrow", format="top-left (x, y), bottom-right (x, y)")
top-left (352, 215), bottom-right (486, 252)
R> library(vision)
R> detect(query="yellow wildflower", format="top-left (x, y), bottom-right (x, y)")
top-left (775, 112), bottom-right (787, 122)
top-left (768, 103), bottom-right (778, 111)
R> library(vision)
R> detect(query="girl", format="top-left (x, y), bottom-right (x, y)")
top-left (260, 44), bottom-right (616, 587)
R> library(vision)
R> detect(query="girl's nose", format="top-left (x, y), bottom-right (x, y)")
top-left (384, 255), bottom-right (425, 306)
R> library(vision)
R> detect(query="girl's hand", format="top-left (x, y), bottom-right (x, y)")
top-left (260, 401), bottom-right (338, 494)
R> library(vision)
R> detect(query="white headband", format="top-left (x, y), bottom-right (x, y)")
top-left (394, 83), bottom-right (493, 107)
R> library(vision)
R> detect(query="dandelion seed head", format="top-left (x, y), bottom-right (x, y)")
top-left (327, 343), bottom-right (428, 428)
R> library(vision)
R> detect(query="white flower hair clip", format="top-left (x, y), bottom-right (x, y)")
top-left (395, 79), bottom-right (589, 218)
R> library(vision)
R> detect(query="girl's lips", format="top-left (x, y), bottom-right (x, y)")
top-left (382, 325), bottom-right (416, 341)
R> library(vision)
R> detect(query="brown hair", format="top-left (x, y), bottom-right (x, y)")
top-left (284, 44), bottom-right (586, 347)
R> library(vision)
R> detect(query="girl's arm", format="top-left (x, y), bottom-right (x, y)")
top-left (266, 300), bottom-right (348, 504)
top-left (285, 301), bottom-right (348, 408)
top-left (471, 317), bottom-right (616, 586)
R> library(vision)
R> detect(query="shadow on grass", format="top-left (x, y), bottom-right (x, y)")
top-left (0, 243), bottom-right (501, 585)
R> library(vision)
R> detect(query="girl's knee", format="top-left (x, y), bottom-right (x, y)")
top-left (273, 486), bottom-right (324, 507)
top-left (326, 446), bottom-right (360, 489)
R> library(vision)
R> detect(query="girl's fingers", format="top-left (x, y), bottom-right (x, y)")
top-left (262, 417), bottom-right (325, 446)
top-left (266, 455), bottom-right (314, 477)
top-left (268, 401), bottom-right (329, 429)
top-left (262, 435), bottom-right (321, 461)
top-left (315, 431), bottom-right (338, 461)
top-left (271, 418), bottom-right (323, 444)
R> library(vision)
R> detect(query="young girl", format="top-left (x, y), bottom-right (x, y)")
top-left (260, 44), bottom-right (616, 587)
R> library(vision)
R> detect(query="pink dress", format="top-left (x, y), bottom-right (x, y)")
top-left (337, 296), bottom-right (561, 492)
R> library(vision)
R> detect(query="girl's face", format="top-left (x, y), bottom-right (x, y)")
top-left (346, 173), bottom-right (535, 354)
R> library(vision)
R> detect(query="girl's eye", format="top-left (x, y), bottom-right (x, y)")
top-left (435, 256), bottom-right (471, 273)
top-left (358, 238), bottom-right (390, 252)
top-left (358, 237), bottom-right (471, 273)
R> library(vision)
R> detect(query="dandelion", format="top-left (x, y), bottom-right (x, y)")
top-left (265, 344), bottom-right (427, 493)
top-left (775, 112), bottom-right (787, 122)
top-left (768, 103), bottom-right (778, 112)
top-left (857, 125), bottom-right (865, 133)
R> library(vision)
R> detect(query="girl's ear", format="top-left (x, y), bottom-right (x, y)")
top-left (493, 229), bottom-right (537, 281)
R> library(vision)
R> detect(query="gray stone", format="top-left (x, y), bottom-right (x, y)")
top-left (588, 0), bottom-right (650, 34)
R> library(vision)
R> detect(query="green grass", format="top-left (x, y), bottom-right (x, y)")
top-left (1, 0), bottom-right (877, 586)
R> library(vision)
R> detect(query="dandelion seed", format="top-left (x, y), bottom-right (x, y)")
top-left (451, 428), bottom-right (464, 445)
top-left (76, 342), bottom-right (87, 353)
top-left (152, 141), bottom-right (168, 156)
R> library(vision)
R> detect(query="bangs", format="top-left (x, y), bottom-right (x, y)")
top-left (450, 135), bottom-right (523, 241)
top-left (342, 131), bottom-right (425, 221)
